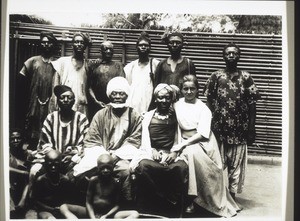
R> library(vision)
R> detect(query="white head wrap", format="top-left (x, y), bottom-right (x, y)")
top-left (106, 77), bottom-right (130, 98)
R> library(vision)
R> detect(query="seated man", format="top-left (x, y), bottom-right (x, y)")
top-left (73, 76), bottom-right (142, 204)
top-left (26, 85), bottom-right (89, 211)
top-left (32, 150), bottom-right (73, 219)
top-left (134, 83), bottom-right (188, 217)
top-left (37, 84), bottom-right (89, 173)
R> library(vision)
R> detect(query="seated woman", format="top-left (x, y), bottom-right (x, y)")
top-left (171, 75), bottom-right (240, 217)
top-left (134, 83), bottom-right (188, 217)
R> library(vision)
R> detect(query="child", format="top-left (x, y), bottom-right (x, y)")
top-left (86, 154), bottom-right (139, 219)
top-left (32, 150), bottom-right (73, 219)
top-left (9, 129), bottom-right (30, 217)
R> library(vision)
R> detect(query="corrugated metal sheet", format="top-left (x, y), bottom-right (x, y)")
top-left (9, 22), bottom-right (282, 155)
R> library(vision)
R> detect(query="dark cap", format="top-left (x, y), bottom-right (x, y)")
top-left (54, 85), bottom-right (73, 98)
top-left (40, 31), bottom-right (57, 43)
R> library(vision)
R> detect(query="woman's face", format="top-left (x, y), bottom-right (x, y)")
top-left (155, 88), bottom-right (172, 113)
top-left (181, 81), bottom-right (197, 102)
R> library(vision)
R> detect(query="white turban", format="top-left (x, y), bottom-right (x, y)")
top-left (106, 77), bottom-right (130, 98)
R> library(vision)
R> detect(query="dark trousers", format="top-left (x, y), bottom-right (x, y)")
top-left (135, 159), bottom-right (188, 216)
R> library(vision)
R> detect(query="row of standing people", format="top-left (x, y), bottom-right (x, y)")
top-left (12, 29), bottom-right (260, 218)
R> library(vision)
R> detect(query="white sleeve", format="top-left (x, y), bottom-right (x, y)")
top-left (196, 103), bottom-right (212, 139)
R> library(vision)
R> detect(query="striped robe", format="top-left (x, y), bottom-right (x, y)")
top-left (38, 111), bottom-right (89, 154)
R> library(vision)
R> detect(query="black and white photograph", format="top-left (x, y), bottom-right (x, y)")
top-left (1, 0), bottom-right (294, 220)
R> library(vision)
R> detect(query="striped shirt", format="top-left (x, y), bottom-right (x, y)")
top-left (38, 111), bottom-right (89, 154)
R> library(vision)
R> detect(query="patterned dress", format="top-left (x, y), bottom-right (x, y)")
top-left (204, 69), bottom-right (260, 145)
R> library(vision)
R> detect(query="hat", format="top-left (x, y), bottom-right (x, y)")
top-left (161, 30), bottom-right (184, 44)
top-left (153, 83), bottom-right (174, 99)
top-left (73, 32), bottom-right (92, 46)
top-left (54, 85), bottom-right (73, 98)
top-left (106, 77), bottom-right (130, 98)
top-left (40, 31), bottom-right (57, 43)
top-left (137, 31), bottom-right (151, 45)
top-left (100, 41), bottom-right (114, 50)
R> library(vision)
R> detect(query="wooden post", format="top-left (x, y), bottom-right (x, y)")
top-left (122, 33), bottom-right (126, 65)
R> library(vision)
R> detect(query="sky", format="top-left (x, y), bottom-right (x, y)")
top-left (6, 0), bottom-right (286, 27)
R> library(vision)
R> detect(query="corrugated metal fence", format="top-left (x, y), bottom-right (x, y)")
top-left (9, 22), bottom-right (282, 155)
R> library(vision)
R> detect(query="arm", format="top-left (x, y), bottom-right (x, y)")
top-left (35, 201), bottom-right (60, 213)
top-left (86, 180), bottom-right (96, 219)
top-left (89, 87), bottom-right (106, 108)
top-left (247, 102), bottom-right (256, 145)
top-left (48, 71), bottom-right (60, 113)
top-left (9, 167), bottom-right (29, 175)
top-left (100, 205), bottom-right (119, 219)
top-left (203, 73), bottom-right (218, 113)
top-left (188, 59), bottom-right (196, 76)
top-left (171, 132), bottom-right (205, 153)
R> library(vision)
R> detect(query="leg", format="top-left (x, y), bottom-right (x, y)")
top-left (226, 144), bottom-right (247, 195)
top-left (38, 211), bottom-right (56, 219)
top-left (16, 184), bottom-right (29, 208)
top-left (60, 203), bottom-right (87, 219)
top-left (114, 160), bottom-right (132, 202)
top-left (25, 209), bottom-right (38, 219)
top-left (114, 210), bottom-right (139, 219)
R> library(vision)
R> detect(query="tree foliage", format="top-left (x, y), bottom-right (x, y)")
top-left (100, 13), bottom-right (282, 34)
top-left (10, 14), bottom-right (53, 25)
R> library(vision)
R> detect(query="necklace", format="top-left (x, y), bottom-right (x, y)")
top-left (154, 111), bottom-right (169, 120)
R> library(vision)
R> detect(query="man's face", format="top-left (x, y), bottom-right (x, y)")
top-left (223, 46), bottom-right (240, 64)
top-left (10, 131), bottom-right (22, 149)
top-left (57, 91), bottom-right (75, 111)
top-left (101, 45), bottom-right (114, 61)
top-left (73, 36), bottom-right (87, 54)
top-left (167, 36), bottom-right (183, 55)
top-left (40, 36), bottom-right (54, 53)
top-left (137, 39), bottom-right (150, 57)
top-left (155, 89), bottom-right (172, 113)
top-left (109, 90), bottom-right (127, 104)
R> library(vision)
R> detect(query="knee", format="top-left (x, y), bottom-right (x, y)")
top-left (29, 163), bottom-right (43, 178)
top-left (130, 210), bottom-right (140, 218)
top-left (135, 159), bottom-right (151, 174)
top-left (59, 204), bottom-right (68, 212)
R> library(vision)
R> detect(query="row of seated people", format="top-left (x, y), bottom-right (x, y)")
top-left (10, 76), bottom-right (240, 219)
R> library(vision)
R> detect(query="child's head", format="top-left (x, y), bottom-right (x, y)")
top-left (10, 128), bottom-right (24, 149)
top-left (97, 154), bottom-right (114, 179)
top-left (44, 150), bottom-right (62, 175)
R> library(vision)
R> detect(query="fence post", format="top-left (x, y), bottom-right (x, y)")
top-left (122, 33), bottom-right (126, 65)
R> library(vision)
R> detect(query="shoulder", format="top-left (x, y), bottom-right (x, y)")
top-left (128, 107), bottom-right (142, 118)
top-left (88, 176), bottom-right (99, 185)
top-left (152, 58), bottom-right (160, 65)
top-left (113, 61), bottom-right (124, 67)
top-left (196, 99), bottom-right (212, 114)
top-left (52, 56), bottom-right (70, 64)
top-left (240, 70), bottom-right (252, 80)
top-left (75, 111), bottom-right (88, 120)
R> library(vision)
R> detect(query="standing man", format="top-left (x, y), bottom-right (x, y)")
top-left (88, 41), bottom-right (125, 119)
top-left (19, 31), bottom-right (58, 147)
top-left (51, 32), bottom-right (92, 116)
top-left (124, 32), bottom-right (160, 114)
top-left (154, 30), bottom-right (196, 88)
top-left (204, 42), bottom-right (260, 200)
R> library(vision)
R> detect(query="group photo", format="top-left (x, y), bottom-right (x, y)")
top-left (2, 0), bottom-right (291, 220)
